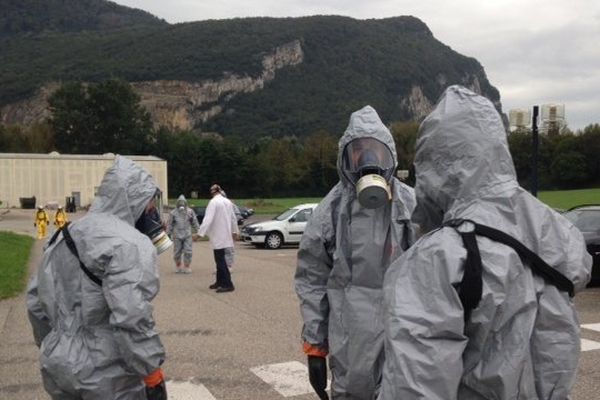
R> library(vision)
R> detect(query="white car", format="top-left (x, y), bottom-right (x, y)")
top-left (241, 203), bottom-right (318, 249)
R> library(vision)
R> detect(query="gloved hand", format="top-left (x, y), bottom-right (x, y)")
top-left (146, 381), bottom-right (167, 400)
top-left (144, 368), bottom-right (167, 400)
top-left (308, 356), bottom-right (329, 400)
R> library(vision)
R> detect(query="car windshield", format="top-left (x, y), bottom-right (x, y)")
top-left (274, 208), bottom-right (298, 221)
top-left (564, 209), bottom-right (600, 233)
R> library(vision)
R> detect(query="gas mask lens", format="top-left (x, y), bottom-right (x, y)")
top-left (342, 138), bottom-right (394, 208)
top-left (135, 190), bottom-right (173, 254)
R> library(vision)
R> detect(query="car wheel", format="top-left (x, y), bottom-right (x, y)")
top-left (265, 232), bottom-right (283, 249)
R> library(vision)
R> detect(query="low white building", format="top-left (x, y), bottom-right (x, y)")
top-left (0, 152), bottom-right (168, 208)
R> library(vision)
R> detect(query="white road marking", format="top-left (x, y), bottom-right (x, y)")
top-left (581, 323), bottom-right (600, 333)
top-left (251, 361), bottom-right (330, 397)
top-left (581, 338), bottom-right (600, 352)
top-left (167, 380), bottom-right (217, 400)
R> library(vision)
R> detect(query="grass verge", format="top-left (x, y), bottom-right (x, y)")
top-left (0, 231), bottom-right (34, 300)
top-left (170, 187), bottom-right (599, 214)
top-left (539, 188), bottom-right (600, 211)
top-left (171, 197), bottom-right (323, 214)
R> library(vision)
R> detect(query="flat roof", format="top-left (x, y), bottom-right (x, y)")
top-left (0, 152), bottom-right (164, 161)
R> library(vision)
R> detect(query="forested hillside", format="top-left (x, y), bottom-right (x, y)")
top-left (0, 0), bottom-right (165, 37)
top-left (0, 1), bottom-right (501, 137)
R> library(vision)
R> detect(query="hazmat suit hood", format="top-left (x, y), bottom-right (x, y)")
top-left (176, 195), bottom-right (188, 208)
top-left (89, 155), bottom-right (159, 226)
top-left (413, 85), bottom-right (516, 231)
top-left (337, 105), bottom-right (398, 187)
top-left (412, 84), bottom-right (589, 289)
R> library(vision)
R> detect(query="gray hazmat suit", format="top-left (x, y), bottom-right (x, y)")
top-left (295, 105), bottom-right (416, 399)
top-left (168, 195), bottom-right (200, 265)
top-left (379, 86), bottom-right (592, 400)
top-left (27, 155), bottom-right (166, 400)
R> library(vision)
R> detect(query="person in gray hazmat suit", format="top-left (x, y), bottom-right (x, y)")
top-left (26, 155), bottom-right (172, 400)
top-left (378, 86), bottom-right (592, 400)
top-left (168, 195), bottom-right (200, 274)
top-left (295, 105), bottom-right (416, 399)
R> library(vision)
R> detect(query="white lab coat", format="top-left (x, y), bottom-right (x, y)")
top-left (198, 193), bottom-right (239, 250)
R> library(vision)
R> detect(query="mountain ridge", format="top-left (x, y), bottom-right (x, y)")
top-left (0, 2), bottom-right (502, 137)
top-left (0, 0), bottom-right (166, 37)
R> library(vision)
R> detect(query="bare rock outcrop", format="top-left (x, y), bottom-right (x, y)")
top-left (0, 84), bottom-right (59, 126)
top-left (132, 39), bottom-right (304, 130)
top-left (0, 40), bottom-right (304, 130)
top-left (400, 74), bottom-right (501, 122)
top-left (400, 86), bottom-right (434, 121)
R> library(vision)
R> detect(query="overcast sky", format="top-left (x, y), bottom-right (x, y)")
top-left (115, 0), bottom-right (599, 130)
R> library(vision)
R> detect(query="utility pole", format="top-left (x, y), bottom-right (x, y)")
top-left (531, 105), bottom-right (539, 197)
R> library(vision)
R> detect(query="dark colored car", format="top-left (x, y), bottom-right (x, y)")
top-left (563, 204), bottom-right (600, 286)
top-left (237, 205), bottom-right (255, 219)
top-left (193, 206), bottom-right (245, 226)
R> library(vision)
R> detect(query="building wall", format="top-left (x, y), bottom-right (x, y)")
top-left (0, 156), bottom-right (168, 208)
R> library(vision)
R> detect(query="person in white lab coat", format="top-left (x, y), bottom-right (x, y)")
top-left (197, 184), bottom-right (239, 293)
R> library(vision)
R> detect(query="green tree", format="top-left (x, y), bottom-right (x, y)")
top-left (390, 121), bottom-right (419, 185)
top-left (0, 123), bottom-right (54, 152)
top-left (507, 130), bottom-right (532, 188)
top-left (550, 151), bottom-right (588, 188)
top-left (0, 124), bottom-right (24, 151)
top-left (48, 80), bottom-right (154, 154)
top-left (298, 130), bottom-right (338, 195)
top-left (22, 122), bottom-right (55, 152)
top-left (47, 82), bottom-right (91, 153)
top-left (549, 134), bottom-right (590, 188)
top-left (579, 124), bottom-right (600, 186)
top-left (254, 137), bottom-right (303, 197)
top-left (389, 121), bottom-right (419, 170)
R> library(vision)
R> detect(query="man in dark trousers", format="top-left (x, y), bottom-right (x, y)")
top-left (198, 184), bottom-right (239, 293)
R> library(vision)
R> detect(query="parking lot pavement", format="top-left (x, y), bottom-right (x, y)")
top-left (1, 213), bottom-right (600, 399)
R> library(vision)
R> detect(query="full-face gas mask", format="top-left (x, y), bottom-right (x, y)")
top-left (342, 137), bottom-right (395, 209)
top-left (135, 190), bottom-right (173, 254)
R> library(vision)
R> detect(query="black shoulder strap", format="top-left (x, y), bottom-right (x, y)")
top-left (456, 229), bottom-right (483, 322)
top-left (444, 219), bottom-right (574, 320)
top-left (473, 223), bottom-right (574, 297)
top-left (47, 226), bottom-right (63, 247)
top-left (61, 223), bottom-right (103, 287)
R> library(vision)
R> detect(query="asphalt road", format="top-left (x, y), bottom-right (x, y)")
top-left (1, 209), bottom-right (599, 399)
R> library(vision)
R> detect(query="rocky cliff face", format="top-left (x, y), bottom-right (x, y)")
top-left (0, 85), bottom-right (57, 126)
top-left (399, 74), bottom-right (502, 121)
top-left (400, 86), bottom-right (433, 121)
top-left (0, 38), bottom-right (503, 131)
top-left (1, 40), bottom-right (304, 129)
top-left (0, 15), bottom-right (504, 136)
top-left (133, 40), bottom-right (304, 130)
